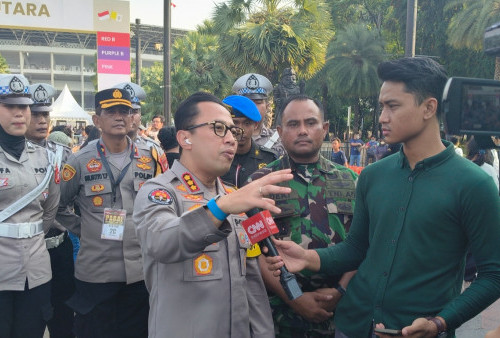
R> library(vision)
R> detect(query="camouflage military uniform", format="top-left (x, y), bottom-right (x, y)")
top-left (249, 154), bottom-right (357, 337)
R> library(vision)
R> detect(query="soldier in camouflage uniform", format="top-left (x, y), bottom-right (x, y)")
top-left (249, 95), bottom-right (357, 337)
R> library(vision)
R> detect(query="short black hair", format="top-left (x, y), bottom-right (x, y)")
top-left (377, 57), bottom-right (448, 118)
top-left (174, 91), bottom-right (224, 131)
top-left (152, 115), bottom-right (165, 123)
top-left (277, 94), bottom-right (325, 125)
top-left (158, 126), bottom-right (178, 151)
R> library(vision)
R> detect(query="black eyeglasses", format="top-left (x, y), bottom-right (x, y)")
top-left (185, 121), bottom-right (244, 141)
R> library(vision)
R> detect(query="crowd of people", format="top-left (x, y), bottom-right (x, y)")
top-left (0, 55), bottom-right (499, 338)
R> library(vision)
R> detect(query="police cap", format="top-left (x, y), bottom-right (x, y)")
top-left (114, 82), bottom-right (146, 109)
top-left (29, 83), bottom-right (56, 112)
top-left (95, 88), bottom-right (132, 109)
top-left (0, 74), bottom-right (33, 105)
top-left (232, 73), bottom-right (273, 100)
top-left (223, 95), bottom-right (261, 122)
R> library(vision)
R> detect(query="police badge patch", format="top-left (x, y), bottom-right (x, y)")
top-left (62, 164), bottom-right (76, 181)
top-left (148, 189), bottom-right (173, 205)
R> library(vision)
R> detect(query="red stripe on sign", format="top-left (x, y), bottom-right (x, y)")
top-left (97, 32), bottom-right (130, 47)
top-left (98, 11), bottom-right (110, 17)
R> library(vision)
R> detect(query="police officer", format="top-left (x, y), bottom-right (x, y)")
top-left (220, 95), bottom-right (278, 187)
top-left (0, 74), bottom-right (61, 338)
top-left (249, 95), bottom-right (357, 337)
top-left (25, 83), bottom-right (76, 338)
top-left (133, 91), bottom-right (294, 338)
top-left (232, 73), bottom-right (286, 156)
top-left (57, 88), bottom-right (160, 338)
top-left (115, 82), bottom-right (168, 175)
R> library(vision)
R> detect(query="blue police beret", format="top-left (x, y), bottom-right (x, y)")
top-left (223, 95), bottom-right (261, 122)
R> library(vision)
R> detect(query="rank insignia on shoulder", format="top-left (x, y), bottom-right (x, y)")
top-left (148, 189), bottom-right (173, 205)
top-left (62, 164), bottom-right (76, 181)
top-left (0, 178), bottom-right (8, 187)
top-left (159, 153), bottom-right (168, 172)
top-left (194, 253), bottom-right (213, 275)
top-left (86, 159), bottom-right (102, 173)
top-left (182, 172), bottom-right (200, 192)
top-left (258, 162), bottom-right (267, 169)
top-left (138, 156), bottom-right (152, 164)
top-left (137, 162), bottom-right (152, 170)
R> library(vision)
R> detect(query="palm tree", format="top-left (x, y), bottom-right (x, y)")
top-left (212, 0), bottom-right (334, 82)
top-left (141, 31), bottom-right (233, 120)
top-left (324, 23), bottom-right (386, 133)
top-left (445, 0), bottom-right (500, 79)
top-left (0, 53), bottom-right (10, 73)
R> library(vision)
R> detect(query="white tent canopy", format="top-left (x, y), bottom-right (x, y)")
top-left (50, 84), bottom-right (93, 125)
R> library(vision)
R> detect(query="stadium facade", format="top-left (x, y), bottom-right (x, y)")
top-left (0, 23), bottom-right (187, 110)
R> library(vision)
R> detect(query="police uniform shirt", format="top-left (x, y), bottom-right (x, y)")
top-left (0, 141), bottom-right (60, 291)
top-left (253, 126), bottom-right (286, 156)
top-left (57, 138), bottom-right (157, 284)
top-left (135, 135), bottom-right (168, 174)
top-left (221, 140), bottom-right (278, 188)
top-left (133, 160), bottom-right (274, 338)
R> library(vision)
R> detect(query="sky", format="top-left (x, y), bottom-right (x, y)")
top-left (129, 0), bottom-right (226, 30)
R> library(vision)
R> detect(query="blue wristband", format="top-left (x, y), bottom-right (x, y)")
top-left (207, 196), bottom-right (228, 221)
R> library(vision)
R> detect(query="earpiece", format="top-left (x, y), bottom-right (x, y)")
top-left (185, 139), bottom-right (192, 145)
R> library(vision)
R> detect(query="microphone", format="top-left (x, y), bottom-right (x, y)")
top-left (242, 208), bottom-right (303, 300)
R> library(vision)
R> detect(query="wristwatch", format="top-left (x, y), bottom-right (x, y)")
top-left (426, 317), bottom-right (447, 337)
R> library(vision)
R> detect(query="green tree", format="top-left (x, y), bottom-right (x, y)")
top-left (323, 23), bottom-right (386, 134)
top-left (212, 0), bottom-right (334, 82)
top-left (445, 0), bottom-right (500, 79)
top-left (141, 31), bottom-right (233, 122)
top-left (0, 53), bottom-right (10, 73)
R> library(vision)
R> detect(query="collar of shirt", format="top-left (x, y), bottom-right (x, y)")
top-left (397, 140), bottom-right (454, 171)
top-left (169, 160), bottom-right (227, 199)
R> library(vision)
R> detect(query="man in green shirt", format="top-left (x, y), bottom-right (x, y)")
top-left (264, 57), bottom-right (500, 337)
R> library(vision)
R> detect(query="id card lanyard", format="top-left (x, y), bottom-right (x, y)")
top-left (96, 141), bottom-right (134, 206)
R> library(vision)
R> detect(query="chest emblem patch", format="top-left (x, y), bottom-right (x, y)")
top-left (138, 156), bottom-right (152, 163)
top-left (137, 162), bottom-right (151, 170)
top-left (194, 253), bottom-right (213, 275)
top-left (91, 184), bottom-right (105, 192)
top-left (92, 196), bottom-right (104, 207)
top-left (86, 159), bottom-right (102, 173)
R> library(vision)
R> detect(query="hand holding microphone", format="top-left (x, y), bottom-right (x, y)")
top-left (242, 208), bottom-right (303, 300)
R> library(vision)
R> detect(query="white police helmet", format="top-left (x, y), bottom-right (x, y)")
top-left (232, 73), bottom-right (273, 100)
top-left (114, 82), bottom-right (146, 109)
top-left (29, 83), bottom-right (56, 112)
top-left (0, 74), bottom-right (33, 105)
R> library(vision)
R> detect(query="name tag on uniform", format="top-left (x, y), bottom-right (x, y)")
top-left (101, 208), bottom-right (126, 241)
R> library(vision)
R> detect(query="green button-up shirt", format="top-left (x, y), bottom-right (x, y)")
top-left (317, 141), bottom-right (500, 337)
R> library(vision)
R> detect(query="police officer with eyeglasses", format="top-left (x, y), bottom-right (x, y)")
top-left (133, 91), bottom-right (293, 338)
